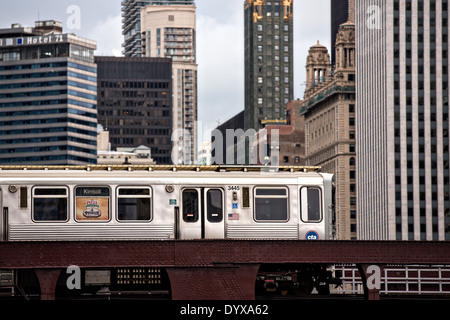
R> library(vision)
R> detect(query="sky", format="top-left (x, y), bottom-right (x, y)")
top-left (0, 0), bottom-right (331, 142)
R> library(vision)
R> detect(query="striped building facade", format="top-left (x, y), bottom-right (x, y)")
top-left (356, 0), bottom-right (449, 240)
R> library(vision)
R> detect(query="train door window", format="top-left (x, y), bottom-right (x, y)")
top-left (300, 187), bottom-right (322, 223)
top-left (32, 187), bottom-right (68, 222)
top-left (75, 187), bottom-right (110, 222)
top-left (254, 187), bottom-right (288, 221)
top-left (206, 189), bottom-right (223, 223)
top-left (182, 189), bottom-right (199, 223)
top-left (117, 187), bottom-right (152, 221)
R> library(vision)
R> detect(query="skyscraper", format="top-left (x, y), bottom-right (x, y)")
top-left (244, 0), bottom-right (294, 131)
top-left (140, 4), bottom-right (197, 164)
top-left (0, 21), bottom-right (98, 165)
top-left (330, 0), bottom-right (349, 67)
top-left (96, 56), bottom-right (173, 164)
top-left (122, 0), bottom-right (195, 57)
top-left (356, 0), bottom-right (450, 241)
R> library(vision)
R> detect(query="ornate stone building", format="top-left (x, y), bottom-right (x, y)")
top-left (301, 2), bottom-right (356, 240)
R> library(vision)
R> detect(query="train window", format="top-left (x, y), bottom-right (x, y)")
top-left (117, 187), bottom-right (151, 221)
top-left (300, 187), bottom-right (322, 223)
top-left (32, 187), bottom-right (68, 222)
top-left (75, 187), bottom-right (110, 222)
top-left (254, 187), bottom-right (288, 221)
top-left (182, 189), bottom-right (199, 223)
top-left (207, 189), bottom-right (223, 223)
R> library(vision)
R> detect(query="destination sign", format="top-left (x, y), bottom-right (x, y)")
top-left (75, 187), bottom-right (110, 197)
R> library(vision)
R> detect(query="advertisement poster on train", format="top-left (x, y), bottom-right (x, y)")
top-left (76, 197), bottom-right (110, 221)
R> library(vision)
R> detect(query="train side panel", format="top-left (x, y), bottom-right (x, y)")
top-left (0, 169), bottom-right (333, 242)
top-left (4, 183), bottom-right (175, 241)
top-left (225, 184), bottom-right (300, 240)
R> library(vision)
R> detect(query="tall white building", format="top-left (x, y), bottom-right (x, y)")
top-left (122, 0), bottom-right (195, 57)
top-left (356, 0), bottom-right (449, 240)
top-left (140, 5), bottom-right (197, 164)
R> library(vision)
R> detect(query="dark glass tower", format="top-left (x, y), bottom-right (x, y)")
top-left (244, 0), bottom-right (294, 131)
top-left (330, 0), bottom-right (349, 67)
top-left (96, 56), bottom-right (173, 164)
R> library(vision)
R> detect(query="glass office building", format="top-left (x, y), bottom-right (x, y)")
top-left (96, 56), bottom-right (173, 165)
top-left (0, 21), bottom-right (98, 165)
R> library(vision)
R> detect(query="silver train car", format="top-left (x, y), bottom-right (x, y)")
top-left (0, 165), bottom-right (333, 242)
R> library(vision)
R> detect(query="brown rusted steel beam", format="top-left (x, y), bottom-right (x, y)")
top-left (167, 264), bottom-right (260, 300)
top-left (1, 240), bottom-right (450, 269)
top-left (1, 240), bottom-right (449, 301)
top-left (357, 264), bottom-right (384, 301)
top-left (34, 269), bottom-right (62, 301)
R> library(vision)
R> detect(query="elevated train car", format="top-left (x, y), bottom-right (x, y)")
top-left (0, 165), bottom-right (336, 297)
top-left (0, 165), bottom-right (333, 242)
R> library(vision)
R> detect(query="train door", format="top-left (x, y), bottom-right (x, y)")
top-left (0, 188), bottom-right (3, 241)
top-left (178, 188), bottom-right (225, 240)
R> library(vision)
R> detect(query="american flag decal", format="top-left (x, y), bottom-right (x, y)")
top-left (228, 213), bottom-right (239, 220)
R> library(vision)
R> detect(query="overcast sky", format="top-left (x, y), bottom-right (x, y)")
top-left (0, 0), bottom-right (331, 142)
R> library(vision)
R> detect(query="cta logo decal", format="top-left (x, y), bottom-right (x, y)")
top-left (305, 231), bottom-right (319, 240)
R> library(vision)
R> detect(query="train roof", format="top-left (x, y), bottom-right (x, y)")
top-left (0, 165), bottom-right (328, 182)
top-left (0, 164), bottom-right (321, 173)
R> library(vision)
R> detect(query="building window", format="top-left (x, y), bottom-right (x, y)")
top-left (349, 144), bottom-right (355, 152)
top-left (156, 28), bottom-right (161, 47)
